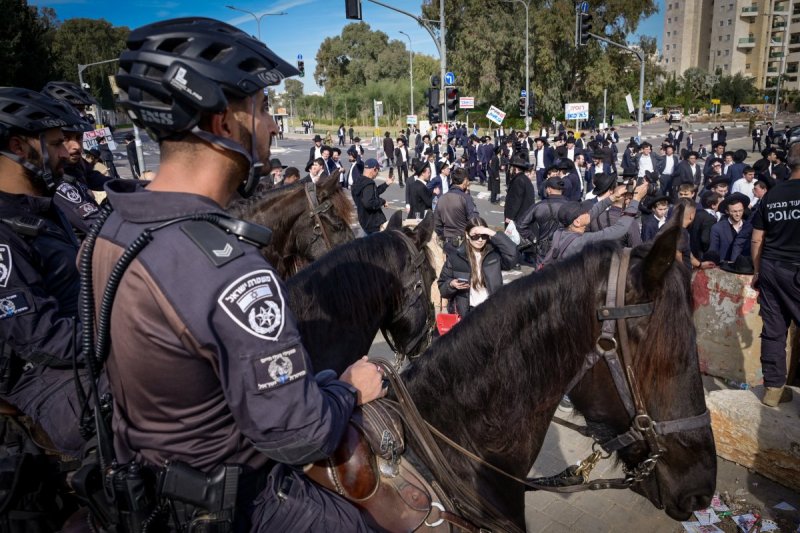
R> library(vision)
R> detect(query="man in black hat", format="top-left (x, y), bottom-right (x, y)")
top-left (773, 150), bottom-right (790, 182)
top-left (622, 141), bottom-right (638, 170)
top-left (689, 190), bottom-right (722, 261)
top-left (124, 132), bottom-right (140, 179)
top-left (754, 147), bottom-right (778, 181)
top-left (344, 145), bottom-right (362, 189)
top-left (704, 159), bottom-right (726, 189)
top-left (752, 123), bottom-right (764, 152)
top-left (641, 194), bottom-right (671, 242)
top-left (256, 157), bottom-right (287, 193)
top-left (435, 167), bottom-right (478, 250)
top-left (408, 160), bottom-right (438, 219)
top-left (676, 151), bottom-right (702, 191)
top-left (765, 121), bottom-right (774, 149)
top-left (703, 141), bottom-right (727, 177)
top-left (394, 136), bottom-right (410, 188)
top-left (588, 173), bottom-right (643, 248)
top-left (750, 143), bottom-right (800, 406)
top-left (708, 192), bottom-right (752, 264)
top-left (542, 181), bottom-right (648, 264)
top-left (533, 137), bottom-right (556, 198)
top-left (517, 176), bottom-right (569, 268)
top-left (556, 158), bottom-right (582, 202)
top-left (308, 134), bottom-right (323, 165)
top-left (487, 145), bottom-right (503, 204)
top-left (504, 153), bottom-right (536, 228)
top-left (656, 143), bottom-right (679, 197)
top-left (708, 175), bottom-right (729, 198)
top-left (351, 158), bottom-right (393, 234)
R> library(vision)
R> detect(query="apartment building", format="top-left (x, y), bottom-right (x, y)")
top-left (661, 0), bottom-right (800, 93)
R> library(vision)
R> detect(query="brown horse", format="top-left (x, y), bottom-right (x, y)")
top-left (229, 174), bottom-right (355, 278)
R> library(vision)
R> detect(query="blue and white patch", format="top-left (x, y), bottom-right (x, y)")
top-left (0, 292), bottom-right (32, 319)
top-left (77, 202), bottom-right (98, 219)
top-left (218, 269), bottom-right (285, 340)
top-left (56, 183), bottom-right (83, 204)
top-left (253, 346), bottom-right (307, 392)
top-left (0, 245), bottom-right (11, 288)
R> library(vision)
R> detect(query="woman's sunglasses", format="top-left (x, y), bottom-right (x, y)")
top-left (469, 234), bottom-right (489, 241)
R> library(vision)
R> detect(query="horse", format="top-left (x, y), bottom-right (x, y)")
top-left (287, 210), bottom-right (436, 376)
top-left (305, 213), bottom-right (716, 530)
top-left (229, 173), bottom-right (355, 278)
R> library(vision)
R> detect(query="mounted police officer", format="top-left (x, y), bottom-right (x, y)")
top-left (41, 81), bottom-right (111, 236)
top-left (0, 88), bottom-right (93, 460)
top-left (85, 17), bottom-right (384, 532)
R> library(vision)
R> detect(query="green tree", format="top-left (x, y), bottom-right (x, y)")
top-left (0, 0), bottom-right (57, 89)
top-left (715, 72), bottom-right (757, 109)
top-left (50, 18), bottom-right (129, 107)
top-left (284, 78), bottom-right (304, 103)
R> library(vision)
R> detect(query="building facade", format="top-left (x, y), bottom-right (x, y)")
top-left (661, 0), bottom-right (800, 93)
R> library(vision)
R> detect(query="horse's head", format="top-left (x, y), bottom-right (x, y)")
top-left (381, 210), bottom-right (436, 361)
top-left (569, 207), bottom-right (716, 520)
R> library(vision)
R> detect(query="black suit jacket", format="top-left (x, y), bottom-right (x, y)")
top-left (689, 209), bottom-right (716, 259)
top-left (408, 179), bottom-right (434, 217)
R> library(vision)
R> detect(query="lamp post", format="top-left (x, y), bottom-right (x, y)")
top-left (503, 0), bottom-right (531, 131)
top-left (225, 5), bottom-right (287, 40)
top-left (769, 0), bottom-right (794, 123)
top-left (399, 31), bottom-right (414, 117)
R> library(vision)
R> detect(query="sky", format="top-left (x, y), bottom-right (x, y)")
top-left (32, 0), bottom-right (664, 94)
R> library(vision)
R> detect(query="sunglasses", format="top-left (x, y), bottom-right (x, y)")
top-left (469, 234), bottom-right (489, 241)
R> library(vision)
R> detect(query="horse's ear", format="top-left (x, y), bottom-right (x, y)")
top-left (317, 173), bottom-right (340, 198)
top-left (386, 210), bottom-right (403, 230)
top-left (641, 205), bottom-right (684, 293)
top-left (411, 211), bottom-right (434, 249)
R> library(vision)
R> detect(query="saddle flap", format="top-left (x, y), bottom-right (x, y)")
top-left (352, 399), bottom-right (405, 462)
top-left (304, 424), bottom-right (379, 502)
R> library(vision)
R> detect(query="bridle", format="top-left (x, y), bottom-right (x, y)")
top-left (380, 230), bottom-right (435, 369)
top-left (285, 180), bottom-right (336, 276)
top-left (372, 247), bottom-right (712, 533)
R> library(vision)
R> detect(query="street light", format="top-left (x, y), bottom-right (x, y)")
top-left (503, 0), bottom-right (531, 130)
top-left (765, 0), bottom-right (795, 123)
top-left (399, 31), bottom-right (414, 117)
top-left (225, 5), bottom-right (287, 41)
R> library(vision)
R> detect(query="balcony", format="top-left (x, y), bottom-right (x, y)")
top-left (774, 2), bottom-right (789, 15)
top-left (741, 5), bottom-right (759, 17)
top-left (738, 37), bottom-right (756, 48)
top-left (771, 51), bottom-right (786, 57)
top-left (773, 21), bottom-right (787, 29)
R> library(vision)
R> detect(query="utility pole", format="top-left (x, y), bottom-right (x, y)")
top-left (225, 5), bottom-right (287, 40)
top-left (504, 0), bottom-right (531, 130)
top-left (399, 31), bottom-right (414, 117)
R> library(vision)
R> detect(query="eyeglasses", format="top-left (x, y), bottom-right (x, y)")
top-left (469, 234), bottom-right (489, 241)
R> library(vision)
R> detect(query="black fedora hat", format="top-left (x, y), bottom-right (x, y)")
top-left (718, 192), bottom-right (750, 214)
top-left (720, 255), bottom-right (755, 275)
top-left (269, 158), bottom-right (287, 170)
top-left (313, 134), bottom-right (322, 142)
top-left (509, 153), bottom-right (531, 170)
top-left (413, 160), bottom-right (429, 176)
top-left (592, 172), bottom-right (616, 196)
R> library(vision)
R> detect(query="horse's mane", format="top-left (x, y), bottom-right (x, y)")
top-left (287, 230), bottom-right (411, 326)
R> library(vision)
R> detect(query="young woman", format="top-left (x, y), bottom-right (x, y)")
top-left (437, 217), bottom-right (518, 316)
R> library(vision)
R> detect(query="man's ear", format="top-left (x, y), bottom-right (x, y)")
top-left (7, 135), bottom-right (30, 158)
top-left (207, 110), bottom-right (236, 140)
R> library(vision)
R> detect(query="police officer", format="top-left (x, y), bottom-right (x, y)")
top-left (91, 18), bottom-right (384, 531)
top-left (751, 143), bottom-right (800, 407)
top-left (0, 88), bottom-right (91, 458)
top-left (41, 81), bottom-right (111, 236)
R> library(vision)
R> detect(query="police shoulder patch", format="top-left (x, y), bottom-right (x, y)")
top-left (0, 291), bottom-right (33, 319)
top-left (0, 244), bottom-right (11, 288)
top-left (56, 182), bottom-right (83, 204)
top-left (252, 345), bottom-right (307, 392)
top-left (218, 269), bottom-right (285, 340)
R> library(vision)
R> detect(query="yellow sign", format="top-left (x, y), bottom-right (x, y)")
top-left (108, 75), bottom-right (119, 96)
top-left (711, 98), bottom-right (721, 104)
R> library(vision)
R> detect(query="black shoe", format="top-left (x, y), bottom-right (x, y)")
top-left (399, 184), bottom-right (405, 188)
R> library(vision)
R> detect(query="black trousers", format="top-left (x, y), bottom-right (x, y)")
top-left (758, 258), bottom-right (800, 387)
top-left (752, 138), bottom-right (762, 152)
top-left (397, 162), bottom-right (408, 185)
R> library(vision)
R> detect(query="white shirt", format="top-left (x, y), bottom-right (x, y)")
top-left (730, 218), bottom-right (743, 233)
top-left (663, 156), bottom-right (675, 176)
top-left (400, 147), bottom-right (407, 163)
top-left (638, 154), bottom-right (654, 177)
top-left (655, 214), bottom-right (667, 229)
top-left (314, 146), bottom-right (322, 159)
top-left (536, 149), bottom-right (545, 170)
top-left (567, 148), bottom-right (575, 161)
top-left (731, 178), bottom-right (756, 206)
top-left (706, 208), bottom-right (721, 221)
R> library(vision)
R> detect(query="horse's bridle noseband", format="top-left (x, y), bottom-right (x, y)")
top-left (381, 230), bottom-right (435, 368)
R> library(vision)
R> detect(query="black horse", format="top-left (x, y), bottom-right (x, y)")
top-left (229, 174), bottom-right (355, 278)
top-left (399, 222), bottom-right (716, 528)
top-left (287, 211), bottom-right (436, 375)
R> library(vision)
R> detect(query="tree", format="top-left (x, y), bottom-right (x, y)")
top-left (284, 79), bottom-right (304, 103)
top-left (50, 18), bottom-right (129, 107)
top-left (715, 72), bottom-right (757, 109)
top-left (0, 0), bottom-right (58, 89)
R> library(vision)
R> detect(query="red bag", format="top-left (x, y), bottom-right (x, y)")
top-left (436, 313), bottom-right (460, 335)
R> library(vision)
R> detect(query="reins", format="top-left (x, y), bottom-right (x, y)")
top-left (371, 246), bottom-right (712, 531)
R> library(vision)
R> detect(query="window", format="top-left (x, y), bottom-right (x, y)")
top-left (675, 1), bottom-right (679, 7)
top-left (668, 17), bottom-right (672, 23)
top-left (725, 49), bottom-right (730, 55)
top-left (667, 31), bottom-right (671, 36)
top-left (719, 35), bottom-right (723, 41)
top-left (728, 19), bottom-right (733, 25)
top-left (666, 44), bottom-right (670, 50)
top-left (717, 50), bottom-right (722, 56)
top-left (746, 63), bottom-right (751, 69)
top-left (726, 34), bottom-right (731, 41)
top-left (720, 20), bottom-right (724, 26)
top-left (673, 57), bottom-right (677, 63)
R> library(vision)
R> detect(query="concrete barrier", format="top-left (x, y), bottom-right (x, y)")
top-left (692, 268), bottom-right (795, 387)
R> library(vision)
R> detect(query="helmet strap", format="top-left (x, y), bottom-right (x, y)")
top-left (0, 133), bottom-right (56, 193)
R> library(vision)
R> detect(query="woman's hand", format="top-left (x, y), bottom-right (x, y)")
top-left (470, 226), bottom-right (496, 237)
top-left (450, 279), bottom-right (470, 290)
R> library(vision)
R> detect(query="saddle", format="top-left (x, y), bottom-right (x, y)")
top-left (304, 400), bottom-right (452, 533)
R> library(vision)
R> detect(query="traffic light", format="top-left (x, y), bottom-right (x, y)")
top-left (445, 86), bottom-right (459, 121)
top-left (579, 12), bottom-right (593, 46)
top-left (528, 96), bottom-right (536, 117)
top-left (345, 0), bottom-right (362, 20)
top-left (297, 60), bottom-right (305, 77)
top-left (519, 97), bottom-right (527, 117)
top-left (426, 88), bottom-right (441, 123)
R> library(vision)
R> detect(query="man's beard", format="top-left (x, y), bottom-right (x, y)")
top-left (24, 142), bottom-right (59, 195)
top-left (236, 123), bottom-right (269, 178)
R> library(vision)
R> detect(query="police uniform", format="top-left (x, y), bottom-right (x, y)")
top-left (0, 190), bottom-right (89, 457)
top-left (92, 180), bottom-right (372, 531)
top-left (53, 158), bottom-right (111, 236)
top-left (751, 177), bottom-right (800, 389)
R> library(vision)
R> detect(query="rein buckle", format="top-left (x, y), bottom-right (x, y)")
top-left (574, 450), bottom-right (603, 483)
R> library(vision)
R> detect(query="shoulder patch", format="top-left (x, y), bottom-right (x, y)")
top-left (182, 221), bottom-right (243, 267)
top-left (0, 245), bottom-right (11, 288)
top-left (252, 345), bottom-right (307, 392)
top-left (77, 202), bottom-right (99, 219)
top-left (0, 291), bottom-right (33, 319)
top-left (218, 269), bottom-right (285, 340)
top-left (56, 182), bottom-right (83, 204)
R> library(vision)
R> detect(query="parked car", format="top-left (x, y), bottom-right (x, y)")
top-left (771, 125), bottom-right (800, 149)
top-left (630, 111), bottom-right (656, 122)
top-left (667, 108), bottom-right (683, 123)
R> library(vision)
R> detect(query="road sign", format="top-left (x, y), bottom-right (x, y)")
top-left (645, 100), bottom-right (652, 109)
top-left (486, 105), bottom-right (506, 126)
top-left (297, 54), bottom-right (302, 60)
top-left (459, 97), bottom-right (475, 109)
top-left (580, 1), bottom-right (589, 13)
top-left (375, 101), bottom-right (383, 117)
top-left (625, 94), bottom-right (635, 114)
top-left (406, 114), bottom-right (418, 125)
top-left (437, 124), bottom-right (449, 136)
top-left (764, 95), bottom-right (770, 102)
top-left (520, 90), bottom-right (527, 97)
top-left (444, 72), bottom-right (456, 85)
top-left (565, 102), bottom-right (589, 120)
top-left (711, 98), bottom-right (720, 105)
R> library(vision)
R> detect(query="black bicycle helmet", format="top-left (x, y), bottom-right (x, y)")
top-left (41, 81), bottom-right (99, 107)
top-left (116, 17), bottom-right (299, 140)
top-left (0, 87), bottom-right (85, 191)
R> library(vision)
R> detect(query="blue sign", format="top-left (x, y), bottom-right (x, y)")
top-left (764, 95), bottom-right (769, 101)
top-left (580, 1), bottom-right (589, 13)
top-left (297, 54), bottom-right (303, 60)
top-left (645, 100), bottom-right (652, 109)
top-left (520, 90), bottom-right (527, 97)
top-left (444, 72), bottom-right (456, 85)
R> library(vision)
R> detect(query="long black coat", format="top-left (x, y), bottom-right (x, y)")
top-left (504, 172), bottom-right (536, 224)
top-left (408, 179), bottom-right (434, 218)
top-left (437, 233), bottom-right (518, 316)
